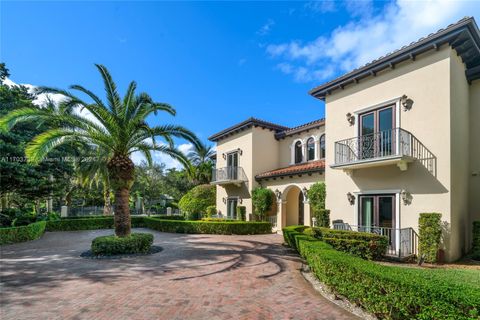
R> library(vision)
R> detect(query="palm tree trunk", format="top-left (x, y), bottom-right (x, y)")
top-left (103, 189), bottom-right (112, 215)
top-left (108, 154), bottom-right (134, 237)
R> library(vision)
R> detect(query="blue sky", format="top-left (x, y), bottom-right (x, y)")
top-left (1, 1), bottom-right (479, 167)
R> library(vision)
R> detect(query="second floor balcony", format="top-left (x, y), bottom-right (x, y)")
top-left (212, 166), bottom-right (248, 186)
top-left (332, 128), bottom-right (436, 174)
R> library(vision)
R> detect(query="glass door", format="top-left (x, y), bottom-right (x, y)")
top-left (359, 105), bottom-right (395, 159)
top-left (226, 152), bottom-right (238, 180)
top-left (227, 198), bottom-right (238, 219)
top-left (359, 194), bottom-right (396, 249)
top-left (359, 196), bottom-right (374, 232)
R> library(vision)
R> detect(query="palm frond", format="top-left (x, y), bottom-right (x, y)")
top-left (94, 64), bottom-right (122, 115)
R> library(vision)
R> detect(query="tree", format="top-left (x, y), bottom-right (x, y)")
top-left (252, 187), bottom-right (273, 221)
top-left (308, 182), bottom-right (326, 212)
top-left (185, 141), bottom-right (215, 185)
top-left (178, 184), bottom-right (215, 220)
top-left (0, 64), bottom-right (200, 237)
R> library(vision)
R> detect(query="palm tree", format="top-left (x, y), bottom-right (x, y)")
top-left (0, 64), bottom-right (199, 237)
top-left (185, 141), bottom-right (215, 184)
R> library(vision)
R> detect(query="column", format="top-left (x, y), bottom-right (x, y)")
top-left (277, 200), bottom-right (287, 230)
top-left (304, 200), bottom-right (311, 226)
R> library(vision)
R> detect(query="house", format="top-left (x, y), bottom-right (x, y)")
top-left (209, 17), bottom-right (480, 262)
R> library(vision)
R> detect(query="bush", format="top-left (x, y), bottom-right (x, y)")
top-left (283, 226), bottom-right (480, 320)
top-left (252, 187), bottom-right (273, 220)
top-left (308, 182), bottom-right (326, 211)
top-left (91, 233), bottom-right (153, 256)
top-left (0, 221), bottom-right (46, 245)
top-left (236, 206), bottom-right (246, 221)
top-left (419, 213), bottom-right (442, 263)
top-left (206, 205), bottom-right (216, 218)
top-left (149, 215), bottom-right (184, 221)
top-left (312, 209), bottom-right (330, 227)
top-left (471, 221), bottom-right (480, 261)
top-left (47, 216), bottom-right (146, 231)
top-left (178, 184), bottom-right (216, 219)
top-left (144, 217), bottom-right (271, 235)
top-left (311, 227), bottom-right (387, 260)
top-left (201, 218), bottom-right (237, 222)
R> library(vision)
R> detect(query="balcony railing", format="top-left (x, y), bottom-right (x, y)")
top-left (333, 223), bottom-right (418, 258)
top-left (212, 166), bottom-right (248, 186)
top-left (333, 128), bottom-right (436, 174)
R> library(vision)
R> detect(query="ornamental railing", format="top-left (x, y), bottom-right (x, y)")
top-left (212, 166), bottom-right (248, 183)
top-left (333, 223), bottom-right (418, 258)
top-left (334, 128), bottom-right (436, 175)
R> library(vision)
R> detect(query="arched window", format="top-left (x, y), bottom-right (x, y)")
top-left (320, 135), bottom-right (326, 159)
top-left (307, 138), bottom-right (315, 161)
top-left (294, 141), bottom-right (303, 164)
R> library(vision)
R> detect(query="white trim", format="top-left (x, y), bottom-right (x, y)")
top-left (353, 189), bottom-right (401, 194)
top-left (353, 96), bottom-right (403, 115)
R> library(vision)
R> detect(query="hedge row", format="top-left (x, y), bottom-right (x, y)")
top-left (91, 233), bottom-right (154, 256)
top-left (144, 217), bottom-right (272, 235)
top-left (311, 227), bottom-right (388, 260)
top-left (0, 221), bottom-right (47, 245)
top-left (283, 226), bottom-right (480, 320)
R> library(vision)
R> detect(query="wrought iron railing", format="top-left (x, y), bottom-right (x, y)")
top-left (268, 216), bottom-right (278, 229)
top-left (333, 223), bottom-right (418, 258)
top-left (212, 166), bottom-right (248, 183)
top-left (334, 128), bottom-right (436, 174)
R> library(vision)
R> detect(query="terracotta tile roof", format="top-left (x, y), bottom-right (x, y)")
top-left (276, 118), bottom-right (325, 139)
top-left (310, 16), bottom-right (480, 100)
top-left (256, 160), bottom-right (325, 180)
top-left (208, 117), bottom-right (289, 142)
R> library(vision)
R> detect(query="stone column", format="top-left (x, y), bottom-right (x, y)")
top-left (303, 200), bottom-right (311, 227)
top-left (277, 200), bottom-right (287, 229)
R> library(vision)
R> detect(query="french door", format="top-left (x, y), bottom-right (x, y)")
top-left (359, 105), bottom-right (395, 159)
top-left (227, 198), bottom-right (238, 219)
top-left (226, 152), bottom-right (239, 180)
top-left (359, 194), bottom-right (396, 248)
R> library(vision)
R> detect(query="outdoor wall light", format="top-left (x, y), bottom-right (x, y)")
top-left (222, 197), bottom-right (226, 204)
top-left (274, 189), bottom-right (282, 201)
top-left (346, 113), bottom-right (355, 126)
top-left (347, 192), bottom-right (355, 205)
top-left (401, 190), bottom-right (412, 205)
top-left (400, 95), bottom-right (414, 111)
top-left (302, 187), bottom-right (309, 201)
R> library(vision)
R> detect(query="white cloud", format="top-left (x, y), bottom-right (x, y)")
top-left (267, 0), bottom-right (480, 83)
top-left (132, 142), bottom-right (194, 170)
top-left (257, 19), bottom-right (275, 36)
top-left (304, 1), bottom-right (336, 14)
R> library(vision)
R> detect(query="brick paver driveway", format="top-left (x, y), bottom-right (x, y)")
top-left (1, 229), bottom-right (356, 320)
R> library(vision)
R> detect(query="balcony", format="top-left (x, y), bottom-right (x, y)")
top-left (332, 128), bottom-right (436, 174)
top-left (212, 166), bottom-right (248, 186)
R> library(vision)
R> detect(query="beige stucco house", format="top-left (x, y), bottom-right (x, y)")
top-left (210, 17), bottom-right (480, 262)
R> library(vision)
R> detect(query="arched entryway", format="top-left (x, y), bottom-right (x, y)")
top-left (284, 185), bottom-right (305, 226)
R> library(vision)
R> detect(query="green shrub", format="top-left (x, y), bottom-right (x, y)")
top-left (308, 182), bottom-right (326, 211)
top-left (47, 216), bottom-right (146, 231)
top-left (206, 205), bottom-right (216, 218)
top-left (283, 226), bottom-right (480, 320)
top-left (91, 233), bottom-right (153, 256)
top-left (252, 187), bottom-right (273, 220)
top-left (178, 184), bottom-right (216, 219)
top-left (149, 215), bottom-right (184, 221)
top-left (0, 221), bottom-right (46, 245)
top-left (312, 209), bottom-right (330, 227)
top-left (312, 227), bottom-right (388, 260)
top-left (236, 206), bottom-right (246, 221)
top-left (472, 221), bottom-right (480, 261)
top-left (201, 218), bottom-right (237, 222)
top-left (144, 217), bottom-right (271, 235)
top-left (419, 213), bottom-right (442, 263)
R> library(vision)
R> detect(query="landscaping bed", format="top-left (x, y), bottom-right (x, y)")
top-left (283, 225), bottom-right (480, 320)
top-left (91, 233), bottom-right (154, 256)
top-left (0, 221), bottom-right (46, 245)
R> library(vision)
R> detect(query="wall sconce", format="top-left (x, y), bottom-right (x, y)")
top-left (274, 189), bottom-right (282, 201)
top-left (347, 192), bottom-right (355, 205)
top-left (302, 187), bottom-right (309, 201)
top-left (239, 198), bottom-right (243, 204)
top-left (346, 113), bottom-right (355, 126)
top-left (401, 190), bottom-right (412, 205)
top-left (222, 197), bottom-right (227, 204)
top-left (400, 95), bottom-right (414, 111)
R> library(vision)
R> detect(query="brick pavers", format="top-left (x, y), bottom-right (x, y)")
top-left (0, 229), bottom-right (357, 320)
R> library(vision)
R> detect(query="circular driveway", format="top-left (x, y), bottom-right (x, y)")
top-left (0, 229), bottom-right (356, 320)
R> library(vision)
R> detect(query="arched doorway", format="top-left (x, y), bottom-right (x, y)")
top-left (284, 185), bottom-right (304, 226)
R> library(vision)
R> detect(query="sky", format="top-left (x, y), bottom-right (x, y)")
top-left (1, 0), bottom-right (479, 168)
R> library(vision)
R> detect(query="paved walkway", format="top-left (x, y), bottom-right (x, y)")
top-left (0, 229), bottom-right (357, 320)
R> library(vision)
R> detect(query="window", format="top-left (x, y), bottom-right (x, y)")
top-left (307, 138), bottom-right (315, 161)
top-left (294, 141), bottom-right (303, 164)
top-left (319, 135), bottom-right (325, 159)
top-left (227, 198), bottom-right (238, 219)
top-left (359, 105), bottom-right (394, 159)
top-left (226, 152), bottom-right (239, 179)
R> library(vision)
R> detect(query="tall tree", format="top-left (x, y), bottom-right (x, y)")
top-left (185, 141), bottom-right (215, 185)
top-left (0, 64), bottom-right (200, 236)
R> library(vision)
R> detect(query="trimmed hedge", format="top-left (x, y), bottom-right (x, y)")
top-left (472, 221), bottom-right (480, 260)
top-left (312, 227), bottom-right (388, 260)
top-left (0, 221), bottom-right (46, 245)
top-left (419, 213), bottom-right (442, 263)
top-left (236, 206), bottom-right (246, 221)
top-left (144, 217), bottom-right (271, 235)
top-left (91, 233), bottom-right (153, 256)
top-left (46, 216), bottom-right (146, 231)
top-left (283, 226), bottom-right (480, 320)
